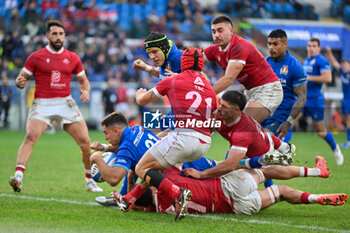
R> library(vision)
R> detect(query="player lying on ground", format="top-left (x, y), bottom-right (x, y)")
top-left (97, 156), bottom-right (347, 215)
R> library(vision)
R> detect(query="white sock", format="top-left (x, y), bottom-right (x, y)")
top-left (85, 169), bottom-right (91, 175)
top-left (15, 170), bottom-right (23, 179)
top-left (299, 167), bottom-right (321, 177)
top-left (308, 194), bottom-right (321, 203)
top-left (277, 142), bottom-right (290, 154)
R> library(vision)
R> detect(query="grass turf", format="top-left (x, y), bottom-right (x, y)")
top-left (0, 130), bottom-right (349, 232)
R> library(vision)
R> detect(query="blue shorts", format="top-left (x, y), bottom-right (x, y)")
top-left (261, 118), bottom-right (282, 136)
top-left (342, 101), bottom-right (350, 115)
top-left (303, 98), bottom-right (325, 121)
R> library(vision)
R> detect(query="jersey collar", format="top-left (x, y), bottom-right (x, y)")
top-left (120, 126), bottom-right (132, 144)
top-left (46, 45), bottom-right (64, 54)
top-left (224, 113), bottom-right (241, 127)
top-left (219, 34), bottom-right (235, 52)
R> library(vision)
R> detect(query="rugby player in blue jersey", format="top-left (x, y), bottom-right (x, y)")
top-left (261, 29), bottom-right (307, 142)
top-left (326, 47), bottom-right (350, 149)
top-left (90, 112), bottom-right (158, 195)
top-left (133, 32), bottom-right (182, 80)
top-left (301, 38), bottom-right (343, 165)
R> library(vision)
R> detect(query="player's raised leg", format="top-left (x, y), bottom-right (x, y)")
top-left (65, 120), bottom-right (102, 192)
top-left (9, 119), bottom-right (48, 192)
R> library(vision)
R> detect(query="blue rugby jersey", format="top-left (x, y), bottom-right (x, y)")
top-left (303, 54), bottom-right (331, 99)
top-left (264, 50), bottom-right (307, 123)
top-left (159, 42), bottom-right (182, 80)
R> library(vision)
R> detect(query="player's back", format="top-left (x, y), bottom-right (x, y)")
top-left (160, 70), bottom-right (217, 136)
top-left (161, 167), bottom-right (233, 214)
top-left (218, 112), bottom-right (270, 158)
top-left (117, 125), bottom-right (158, 170)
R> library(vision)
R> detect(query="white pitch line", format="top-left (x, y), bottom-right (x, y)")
top-left (1, 193), bottom-right (349, 233)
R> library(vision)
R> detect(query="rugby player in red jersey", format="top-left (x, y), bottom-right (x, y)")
top-left (112, 47), bottom-right (217, 221)
top-left (204, 15), bottom-right (283, 123)
top-left (9, 20), bottom-right (102, 193)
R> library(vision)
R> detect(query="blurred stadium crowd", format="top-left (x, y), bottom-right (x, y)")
top-left (0, 0), bottom-right (350, 128)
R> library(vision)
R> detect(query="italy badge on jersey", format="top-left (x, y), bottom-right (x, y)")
top-left (280, 65), bottom-right (288, 75)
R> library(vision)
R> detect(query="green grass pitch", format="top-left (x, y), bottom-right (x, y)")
top-left (0, 130), bottom-right (349, 232)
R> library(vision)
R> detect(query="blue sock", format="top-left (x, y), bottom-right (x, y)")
top-left (264, 179), bottom-right (274, 188)
top-left (283, 128), bottom-right (293, 143)
top-left (249, 157), bottom-right (262, 168)
top-left (347, 128), bottom-right (350, 142)
top-left (324, 131), bottom-right (337, 150)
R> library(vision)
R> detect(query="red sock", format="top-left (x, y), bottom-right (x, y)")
top-left (301, 192), bottom-right (311, 204)
top-left (15, 165), bottom-right (25, 173)
top-left (303, 167), bottom-right (308, 177)
top-left (271, 134), bottom-right (281, 149)
top-left (124, 184), bottom-right (146, 203)
top-left (85, 169), bottom-right (92, 179)
top-left (158, 178), bottom-right (180, 198)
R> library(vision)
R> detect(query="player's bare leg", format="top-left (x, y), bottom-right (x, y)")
top-left (9, 119), bottom-right (48, 192)
top-left (313, 120), bottom-right (343, 165)
top-left (244, 102), bottom-right (270, 123)
top-left (259, 185), bottom-right (347, 210)
top-left (65, 120), bottom-right (102, 192)
top-left (259, 155), bottom-right (329, 181)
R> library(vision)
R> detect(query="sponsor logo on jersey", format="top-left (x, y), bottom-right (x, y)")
top-left (63, 58), bottom-right (70, 64)
top-left (46, 58), bottom-right (50, 63)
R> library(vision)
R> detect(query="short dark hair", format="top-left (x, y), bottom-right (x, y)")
top-left (268, 29), bottom-right (287, 41)
top-left (221, 90), bottom-right (246, 111)
top-left (211, 15), bottom-right (233, 28)
top-left (46, 20), bottom-right (65, 33)
top-left (101, 112), bottom-right (128, 128)
top-left (309, 38), bottom-right (320, 46)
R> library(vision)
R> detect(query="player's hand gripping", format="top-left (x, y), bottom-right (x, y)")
top-left (90, 141), bottom-right (106, 151)
top-left (182, 168), bottom-right (202, 179)
top-left (80, 89), bottom-right (90, 103)
top-left (133, 59), bottom-right (148, 71)
top-left (15, 75), bottom-right (28, 89)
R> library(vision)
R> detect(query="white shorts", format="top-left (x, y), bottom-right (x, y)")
top-left (220, 169), bottom-right (262, 214)
top-left (149, 128), bottom-right (211, 168)
top-left (245, 81), bottom-right (283, 115)
top-left (28, 95), bottom-right (84, 129)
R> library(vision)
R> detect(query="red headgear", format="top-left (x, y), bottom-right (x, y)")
top-left (181, 47), bottom-right (204, 72)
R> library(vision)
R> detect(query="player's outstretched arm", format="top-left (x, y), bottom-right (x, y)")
top-left (277, 83), bottom-right (307, 138)
top-left (325, 46), bottom-right (341, 71)
top-left (183, 149), bottom-right (245, 179)
top-left (212, 62), bottom-right (243, 94)
top-left (15, 70), bottom-right (31, 89)
top-left (76, 73), bottom-right (91, 103)
top-left (135, 88), bottom-right (159, 105)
